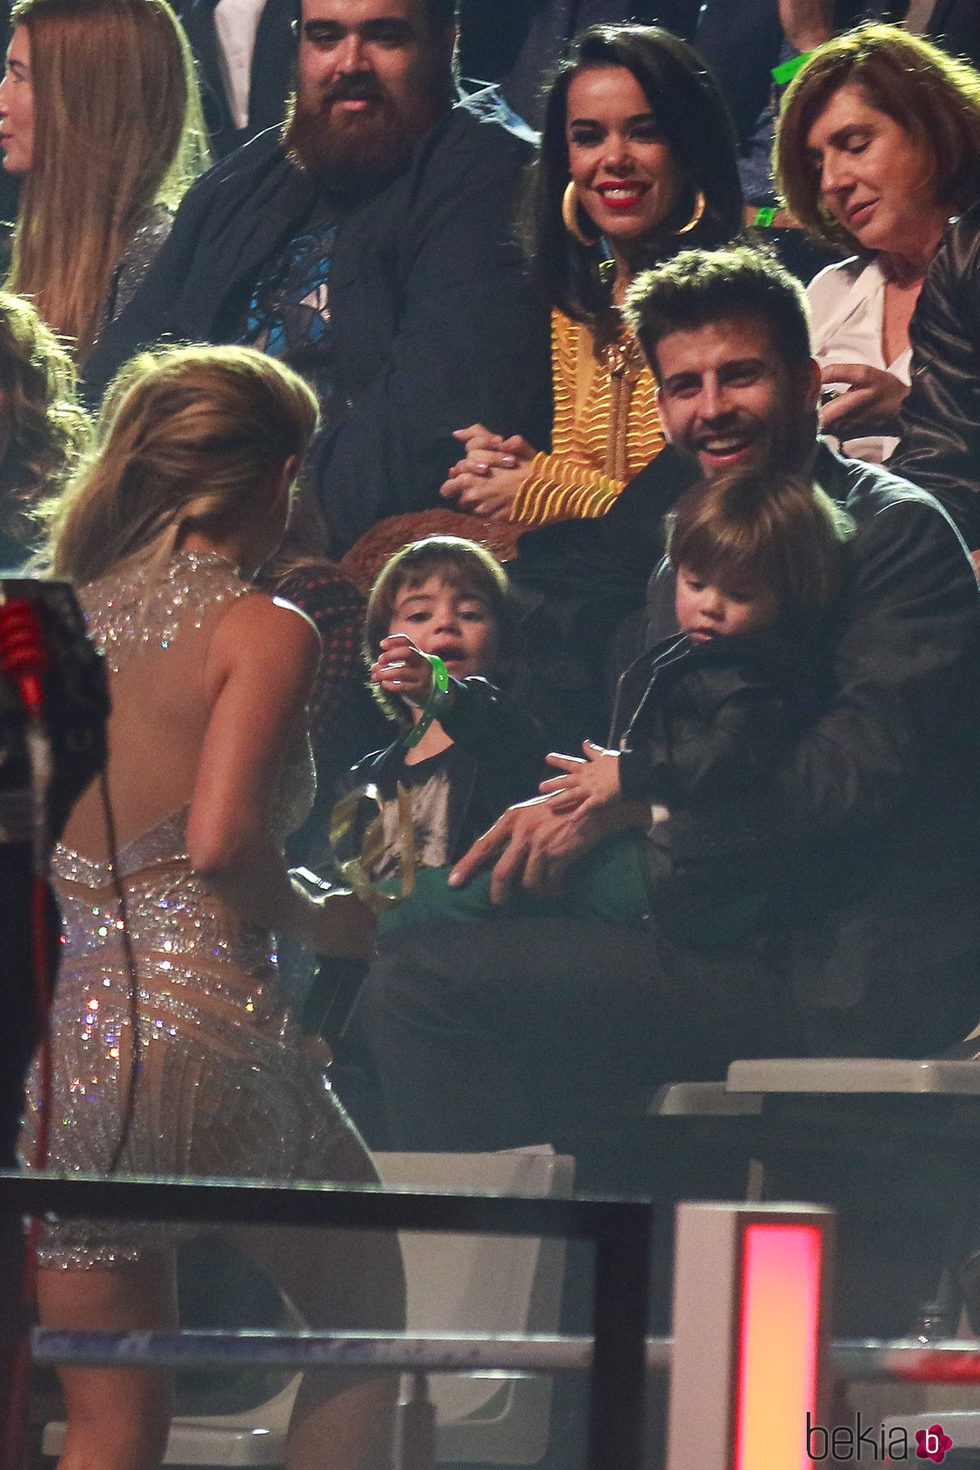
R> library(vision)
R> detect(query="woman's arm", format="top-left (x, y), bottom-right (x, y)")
top-left (508, 312), bottom-right (661, 526)
top-left (186, 593), bottom-right (374, 957)
top-left (438, 312), bottom-right (663, 526)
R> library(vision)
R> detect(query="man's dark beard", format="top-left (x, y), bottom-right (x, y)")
top-left (284, 69), bottom-right (448, 191)
top-left (676, 403), bottom-right (820, 479)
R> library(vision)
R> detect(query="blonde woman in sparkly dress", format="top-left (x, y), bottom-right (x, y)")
top-left (440, 24), bottom-right (743, 528)
top-left (20, 345), bottom-right (402, 1470)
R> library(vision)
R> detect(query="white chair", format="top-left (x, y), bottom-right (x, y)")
top-left (647, 1055), bottom-right (980, 1336)
top-left (42, 1146), bottom-right (575, 1467)
top-left (378, 1147), bottom-right (576, 1465)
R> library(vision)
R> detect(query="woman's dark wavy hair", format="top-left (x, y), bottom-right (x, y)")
top-left (518, 25), bottom-right (744, 327)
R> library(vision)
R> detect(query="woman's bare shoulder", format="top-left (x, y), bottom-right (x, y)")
top-left (207, 588), bottom-right (321, 685)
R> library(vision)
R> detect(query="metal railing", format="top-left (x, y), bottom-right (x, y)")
top-left (0, 1170), bottom-right (652, 1470)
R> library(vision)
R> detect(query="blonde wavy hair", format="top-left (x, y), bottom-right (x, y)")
top-left (0, 290), bottom-right (89, 525)
top-left (776, 23), bottom-right (980, 252)
top-left (6, 0), bottom-right (210, 360)
top-left (45, 345), bottom-right (320, 585)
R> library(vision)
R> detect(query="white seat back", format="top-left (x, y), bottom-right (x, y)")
top-left (374, 1147), bottom-right (575, 1464)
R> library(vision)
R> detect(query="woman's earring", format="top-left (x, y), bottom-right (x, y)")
top-left (562, 181), bottom-right (598, 248)
top-left (674, 190), bottom-right (706, 236)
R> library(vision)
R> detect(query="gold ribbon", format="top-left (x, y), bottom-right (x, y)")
top-left (328, 781), bottom-right (418, 914)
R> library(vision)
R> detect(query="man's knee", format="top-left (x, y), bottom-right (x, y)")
top-left (362, 926), bottom-right (502, 1038)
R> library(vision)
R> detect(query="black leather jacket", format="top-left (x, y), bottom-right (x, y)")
top-left (342, 675), bottom-right (549, 868)
top-left (892, 199), bottom-right (980, 551)
top-left (638, 446), bottom-right (980, 1054)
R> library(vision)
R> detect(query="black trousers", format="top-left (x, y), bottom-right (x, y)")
top-left (361, 916), bottom-right (782, 1151)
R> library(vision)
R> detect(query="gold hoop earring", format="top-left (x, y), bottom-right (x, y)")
top-left (674, 190), bottom-right (706, 236)
top-left (562, 180), bottom-right (598, 248)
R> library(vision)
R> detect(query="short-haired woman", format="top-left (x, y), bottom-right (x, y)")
top-left (776, 22), bottom-right (980, 461)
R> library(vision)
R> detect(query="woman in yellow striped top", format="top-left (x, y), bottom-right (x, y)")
top-left (440, 25), bottom-right (743, 528)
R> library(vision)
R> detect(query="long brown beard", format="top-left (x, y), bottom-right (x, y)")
top-left (283, 65), bottom-right (450, 191)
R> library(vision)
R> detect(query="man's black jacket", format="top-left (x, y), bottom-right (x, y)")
top-left (518, 440), bottom-right (980, 1053)
top-left (892, 199), bottom-right (980, 551)
top-left (85, 92), bottom-right (552, 553)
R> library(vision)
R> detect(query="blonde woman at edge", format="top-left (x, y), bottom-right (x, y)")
top-left (19, 345), bottom-right (403, 1470)
top-left (0, 0), bottom-right (209, 362)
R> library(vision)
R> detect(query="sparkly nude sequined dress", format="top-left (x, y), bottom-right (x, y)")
top-left (20, 553), bottom-right (353, 1268)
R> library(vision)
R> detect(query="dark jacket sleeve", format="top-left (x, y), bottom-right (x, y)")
top-left (891, 206), bottom-right (980, 551)
top-left (345, 674), bottom-right (550, 860)
top-left (438, 675), bottom-right (550, 789)
top-left (618, 645), bottom-right (814, 807)
top-left (305, 104), bottom-right (552, 549)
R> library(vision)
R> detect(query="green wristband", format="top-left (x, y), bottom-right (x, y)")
top-left (403, 653), bottom-right (451, 748)
top-left (754, 206), bottom-right (778, 228)
top-left (772, 51), bottom-right (813, 85)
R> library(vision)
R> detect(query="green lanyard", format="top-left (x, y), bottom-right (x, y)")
top-left (402, 653), bottom-right (451, 748)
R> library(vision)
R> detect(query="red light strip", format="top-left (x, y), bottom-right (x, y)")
top-left (734, 1222), bottom-right (824, 1470)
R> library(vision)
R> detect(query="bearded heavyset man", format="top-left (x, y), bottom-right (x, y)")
top-left (86, 0), bottom-right (551, 553)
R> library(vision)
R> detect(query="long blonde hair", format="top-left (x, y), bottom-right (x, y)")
top-left (0, 289), bottom-right (89, 514)
top-left (7, 0), bottom-right (209, 360)
top-left (46, 345), bottom-right (320, 584)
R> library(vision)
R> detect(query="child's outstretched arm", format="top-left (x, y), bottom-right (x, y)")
top-left (370, 634), bottom-right (435, 708)
top-left (539, 740), bottom-right (622, 814)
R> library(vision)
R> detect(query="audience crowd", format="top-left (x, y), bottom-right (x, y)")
top-left (3, 0), bottom-right (980, 1466)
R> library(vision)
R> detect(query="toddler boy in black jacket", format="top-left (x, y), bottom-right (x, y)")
top-left (542, 469), bottom-right (853, 941)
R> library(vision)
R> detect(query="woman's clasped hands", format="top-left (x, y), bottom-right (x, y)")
top-left (439, 422), bottom-right (536, 519)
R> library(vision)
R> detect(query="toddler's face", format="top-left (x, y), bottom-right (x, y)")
top-left (675, 564), bottom-right (779, 643)
top-left (388, 573), bottom-right (502, 679)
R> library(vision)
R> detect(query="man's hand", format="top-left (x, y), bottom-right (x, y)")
top-left (820, 363), bottom-right (908, 439)
top-left (539, 741), bottom-right (623, 814)
top-left (777, 0), bottom-right (833, 52)
top-left (448, 788), bottom-right (648, 904)
top-left (370, 634), bottom-right (434, 708)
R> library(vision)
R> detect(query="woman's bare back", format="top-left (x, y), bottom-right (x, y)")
top-left (62, 553), bottom-right (256, 862)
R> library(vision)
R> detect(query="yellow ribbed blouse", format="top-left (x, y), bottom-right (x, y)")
top-left (509, 307), bottom-right (665, 526)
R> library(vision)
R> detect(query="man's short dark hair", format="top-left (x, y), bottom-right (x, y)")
top-left (623, 245), bottom-right (812, 379)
